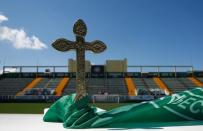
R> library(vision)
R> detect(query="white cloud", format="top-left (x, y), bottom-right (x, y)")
top-left (0, 14), bottom-right (47, 50)
top-left (1, 68), bottom-right (17, 73)
top-left (0, 14), bottom-right (8, 23)
top-left (0, 26), bottom-right (47, 49)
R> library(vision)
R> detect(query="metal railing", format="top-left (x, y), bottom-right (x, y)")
top-left (2, 65), bottom-right (194, 78)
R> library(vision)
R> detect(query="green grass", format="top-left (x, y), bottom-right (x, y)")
top-left (0, 103), bottom-right (52, 114)
top-left (0, 103), bottom-right (131, 114)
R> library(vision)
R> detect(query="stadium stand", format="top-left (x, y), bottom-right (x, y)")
top-left (0, 65), bottom-right (203, 102)
top-left (46, 78), bottom-right (63, 89)
top-left (55, 78), bottom-right (69, 96)
top-left (106, 78), bottom-right (128, 95)
top-left (33, 78), bottom-right (50, 88)
top-left (24, 78), bottom-right (68, 96)
top-left (132, 78), bottom-right (151, 95)
top-left (143, 78), bottom-right (164, 96)
top-left (153, 77), bottom-right (171, 95)
top-left (161, 78), bottom-right (189, 93)
top-left (0, 78), bottom-right (33, 95)
top-left (87, 78), bottom-right (107, 95)
top-left (189, 77), bottom-right (203, 86)
top-left (196, 77), bottom-right (203, 85)
top-left (16, 78), bottom-right (42, 96)
top-left (177, 78), bottom-right (196, 90)
top-left (62, 78), bottom-right (128, 95)
top-left (125, 78), bottom-right (137, 96)
top-left (62, 78), bottom-right (76, 95)
top-left (132, 78), bottom-right (165, 98)
top-left (16, 78), bottom-right (68, 96)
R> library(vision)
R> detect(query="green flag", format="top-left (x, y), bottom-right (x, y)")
top-left (43, 88), bottom-right (203, 128)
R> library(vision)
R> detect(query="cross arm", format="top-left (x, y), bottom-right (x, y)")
top-left (52, 38), bottom-right (76, 52)
top-left (85, 40), bottom-right (107, 53)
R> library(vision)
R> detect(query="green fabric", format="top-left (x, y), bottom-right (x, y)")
top-left (43, 87), bottom-right (203, 128)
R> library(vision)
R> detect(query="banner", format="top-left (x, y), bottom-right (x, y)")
top-left (43, 88), bottom-right (203, 128)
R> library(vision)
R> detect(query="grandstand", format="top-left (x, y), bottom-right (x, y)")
top-left (0, 64), bottom-right (203, 103)
top-left (0, 78), bottom-right (33, 95)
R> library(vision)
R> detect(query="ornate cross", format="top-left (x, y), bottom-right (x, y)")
top-left (52, 19), bottom-right (107, 100)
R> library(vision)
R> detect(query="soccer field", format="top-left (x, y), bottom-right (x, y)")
top-left (0, 103), bottom-right (130, 114)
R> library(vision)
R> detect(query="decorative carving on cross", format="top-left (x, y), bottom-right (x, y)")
top-left (52, 19), bottom-right (107, 100)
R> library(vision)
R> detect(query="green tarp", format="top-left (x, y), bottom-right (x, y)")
top-left (43, 88), bottom-right (203, 128)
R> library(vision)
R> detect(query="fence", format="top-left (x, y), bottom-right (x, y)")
top-left (92, 94), bottom-right (154, 103)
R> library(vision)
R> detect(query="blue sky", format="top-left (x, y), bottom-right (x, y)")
top-left (0, 0), bottom-right (203, 71)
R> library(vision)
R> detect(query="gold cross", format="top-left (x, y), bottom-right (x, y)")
top-left (52, 19), bottom-right (107, 100)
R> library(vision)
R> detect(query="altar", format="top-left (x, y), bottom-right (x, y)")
top-left (0, 113), bottom-right (202, 131)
